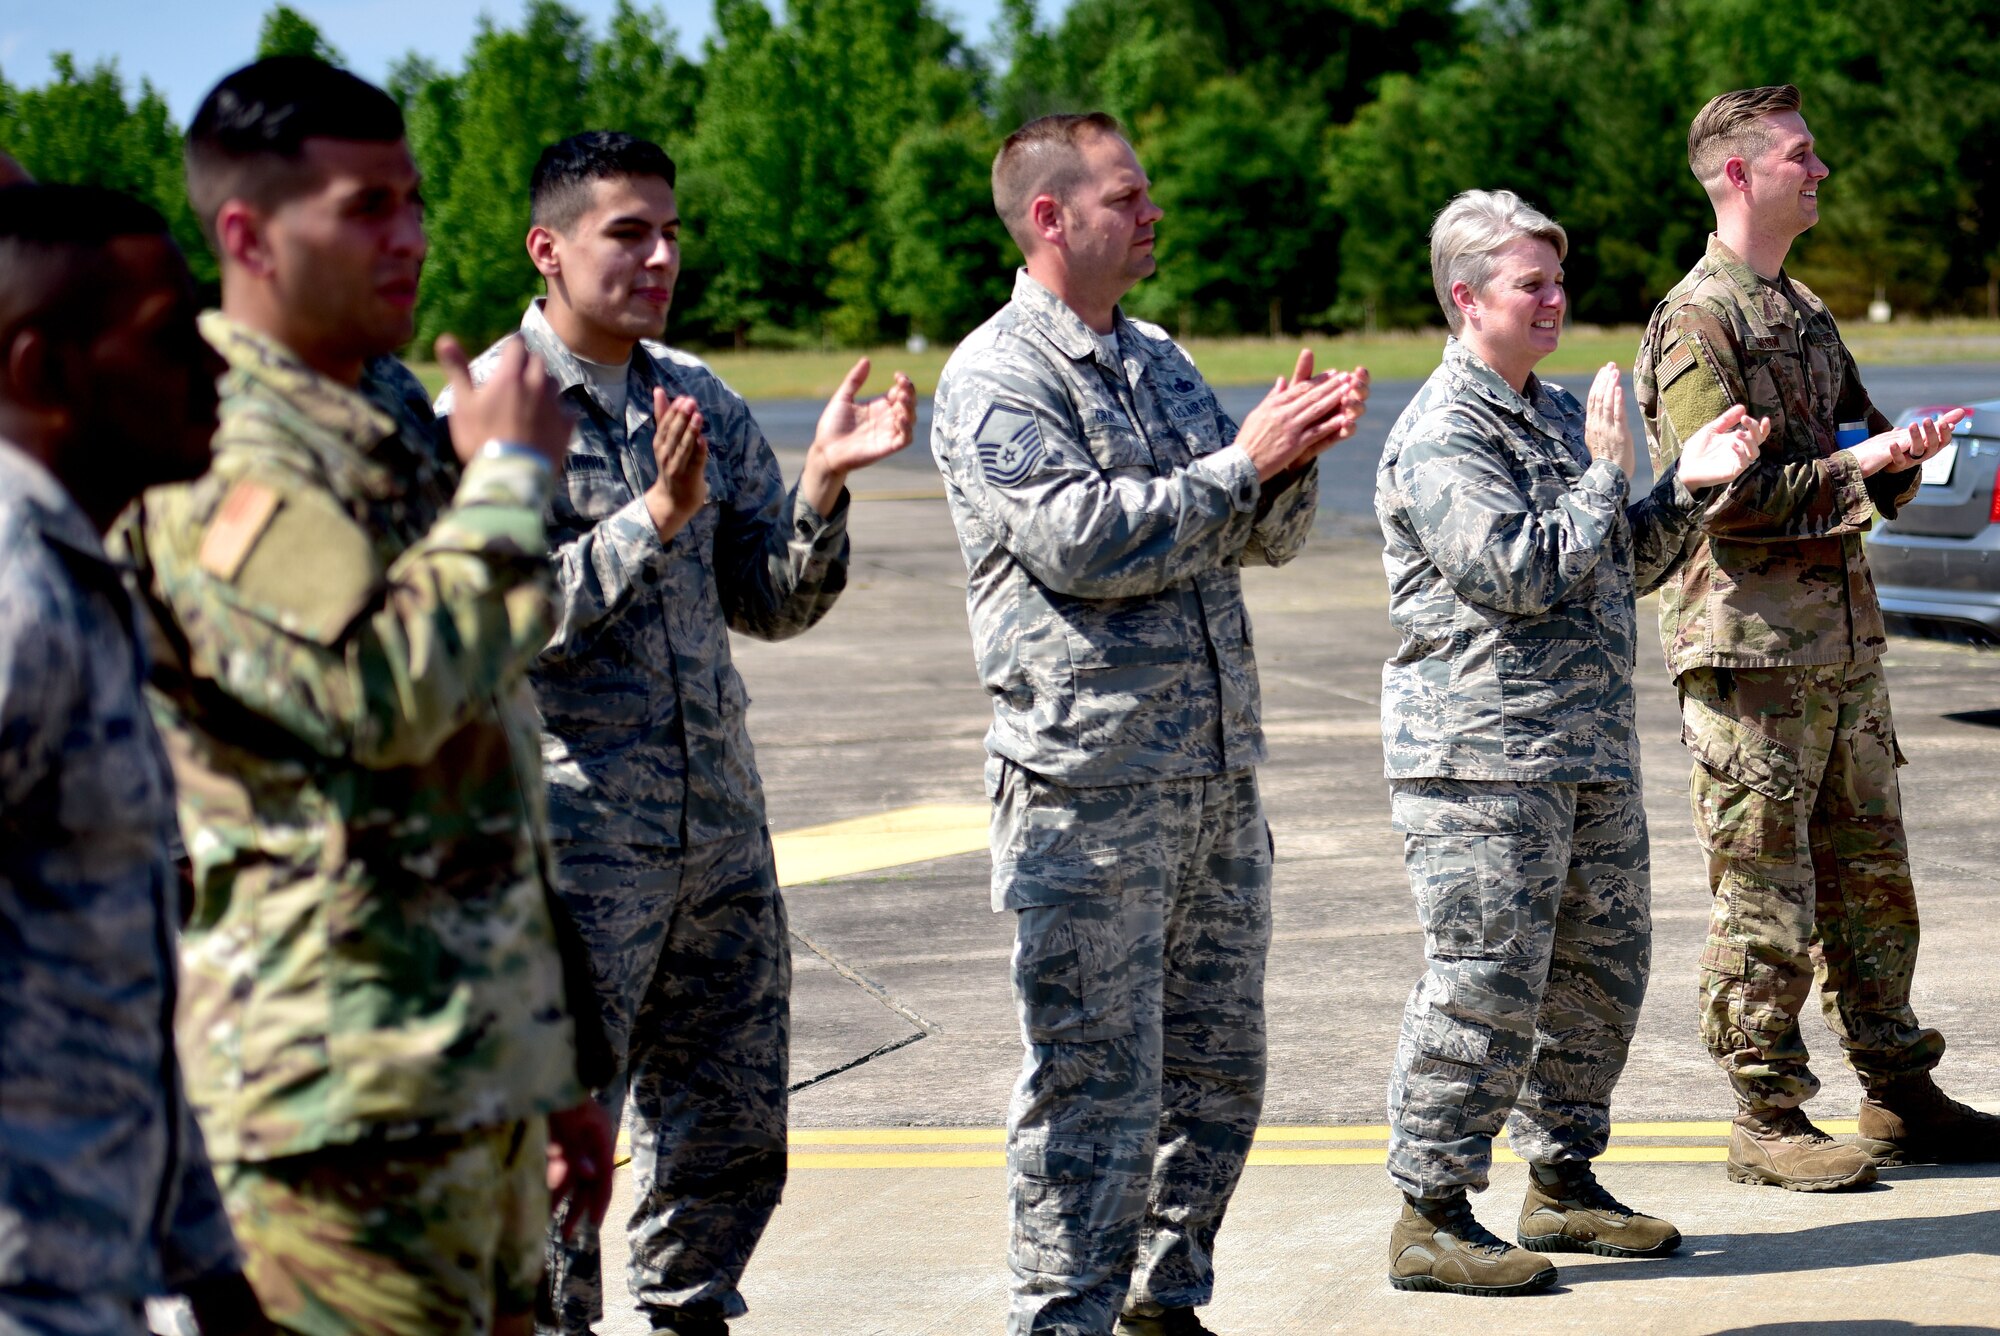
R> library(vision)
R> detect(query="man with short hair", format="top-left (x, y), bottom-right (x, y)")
top-left (440, 130), bottom-right (914, 1336)
top-left (933, 113), bottom-right (1366, 1336)
top-left (0, 182), bottom-right (267, 1336)
top-left (114, 58), bottom-right (614, 1335)
top-left (1636, 83), bottom-right (1998, 1190)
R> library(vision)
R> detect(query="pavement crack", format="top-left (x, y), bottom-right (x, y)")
top-left (787, 921), bottom-right (942, 1094)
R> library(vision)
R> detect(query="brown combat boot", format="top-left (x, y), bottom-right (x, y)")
top-left (1516, 1161), bottom-right (1681, 1258)
top-left (1857, 1073), bottom-right (2000, 1165)
top-left (1390, 1192), bottom-right (1557, 1296)
top-left (1727, 1107), bottom-right (1877, 1191)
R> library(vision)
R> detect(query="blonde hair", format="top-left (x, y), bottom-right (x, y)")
top-left (1687, 85), bottom-right (1804, 195)
top-left (1428, 190), bottom-right (1568, 333)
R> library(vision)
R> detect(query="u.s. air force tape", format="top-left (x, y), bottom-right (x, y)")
top-left (974, 403), bottom-right (1044, 487)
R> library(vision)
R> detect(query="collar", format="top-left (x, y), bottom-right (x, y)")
top-left (200, 312), bottom-right (403, 459)
top-left (1011, 270), bottom-right (1129, 368)
top-left (1442, 337), bottom-right (1569, 446)
top-left (1702, 233), bottom-right (1799, 310)
top-left (518, 298), bottom-right (659, 407)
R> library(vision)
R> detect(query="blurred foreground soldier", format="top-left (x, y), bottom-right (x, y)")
top-left (1636, 85), bottom-right (1996, 1187)
top-left (1376, 190), bottom-right (1761, 1296)
top-left (933, 113), bottom-right (1368, 1336)
top-left (439, 131), bottom-right (915, 1336)
top-left (110, 58), bottom-right (614, 1334)
top-left (0, 184), bottom-right (267, 1336)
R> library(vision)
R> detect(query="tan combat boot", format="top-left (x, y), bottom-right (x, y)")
top-left (1390, 1192), bottom-right (1557, 1296)
top-left (1517, 1161), bottom-right (1681, 1258)
top-left (1857, 1073), bottom-right (2000, 1165)
top-left (1727, 1107), bottom-right (1877, 1191)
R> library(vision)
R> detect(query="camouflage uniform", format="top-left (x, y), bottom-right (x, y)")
top-left (1635, 235), bottom-right (1944, 1110)
top-left (1375, 337), bottom-right (1702, 1198)
top-left (441, 300), bottom-right (847, 1328)
top-left (0, 442), bottom-right (240, 1336)
top-left (933, 271), bottom-right (1316, 1334)
top-left (112, 314), bottom-right (593, 1336)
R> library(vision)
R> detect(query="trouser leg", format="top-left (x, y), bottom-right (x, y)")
top-left (626, 831), bottom-right (790, 1320)
top-left (540, 843), bottom-right (682, 1335)
top-left (1808, 662), bottom-right (1945, 1085)
top-left (1385, 780), bottom-right (1572, 1199)
top-left (1507, 780), bottom-right (1652, 1167)
top-left (1682, 666), bottom-right (1832, 1111)
top-left (995, 767), bottom-right (1185, 1336)
top-left (1127, 770), bottom-right (1272, 1315)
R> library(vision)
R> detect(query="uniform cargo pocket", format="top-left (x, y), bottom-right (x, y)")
top-left (1006, 855), bottom-right (1139, 1043)
top-left (1680, 684), bottom-right (1801, 861)
top-left (1390, 791), bottom-right (1531, 961)
top-left (1010, 1131), bottom-right (1100, 1277)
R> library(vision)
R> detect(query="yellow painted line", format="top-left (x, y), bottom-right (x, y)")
top-left (785, 1145), bottom-right (1738, 1170)
top-left (772, 803), bottom-right (989, 887)
top-left (791, 1127), bottom-right (1007, 1146)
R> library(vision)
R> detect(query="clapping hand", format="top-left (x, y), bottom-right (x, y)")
top-left (643, 390), bottom-right (708, 541)
top-left (802, 357), bottom-right (917, 514)
top-left (1678, 403), bottom-right (1769, 489)
top-left (1885, 408), bottom-right (1970, 472)
top-left (1237, 349), bottom-right (1367, 481)
top-left (1583, 363), bottom-right (1638, 480)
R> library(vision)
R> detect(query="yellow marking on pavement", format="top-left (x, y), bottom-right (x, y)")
top-left (779, 1120), bottom-right (1856, 1169)
top-left (772, 803), bottom-right (989, 887)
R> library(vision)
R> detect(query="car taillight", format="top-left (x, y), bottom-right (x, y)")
top-left (1990, 466), bottom-right (2000, 523)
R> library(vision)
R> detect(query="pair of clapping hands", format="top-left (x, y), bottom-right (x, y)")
top-left (436, 336), bottom-right (919, 542)
top-left (1583, 362), bottom-right (1968, 489)
top-left (1237, 350), bottom-right (1373, 481)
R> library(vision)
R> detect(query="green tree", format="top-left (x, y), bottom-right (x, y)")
top-left (256, 6), bottom-right (345, 63)
top-left (878, 119), bottom-right (1013, 340)
top-left (416, 2), bottom-right (592, 350)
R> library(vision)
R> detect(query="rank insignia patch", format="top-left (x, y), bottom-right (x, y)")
top-left (975, 404), bottom-right (1044, 487)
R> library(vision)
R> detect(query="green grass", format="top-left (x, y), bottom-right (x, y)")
top-left (406, 318), bottom-right (2000, 402)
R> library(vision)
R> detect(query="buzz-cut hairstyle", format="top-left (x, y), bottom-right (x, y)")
top-left (1429, 189), bottom-right (1568, 335)
top-left (184, 56), bottom-right (405, 250)
top-left (1687, 84), bottom-right (1803, 194)
top-left (529, 131), bottom-right (679, 234)
top-left (0, 183), bottom-right (172, 347)
top-left (991, 112), bottom-right (1124, 255)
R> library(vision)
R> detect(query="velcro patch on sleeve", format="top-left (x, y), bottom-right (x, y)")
top-left (974, 403), bottom-right (1045, 488)
top-left (1655, 343), bottom-right (1697, 391)
top-left (197, 480), bottom-right (282, 581)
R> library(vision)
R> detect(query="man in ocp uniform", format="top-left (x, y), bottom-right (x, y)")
top-left (1636, 83), bottom-right (1998, 1190)
top-left (113, 59), bottom-right (613, 1334)
top-left (932, 113), bottom-right (1367, 1336)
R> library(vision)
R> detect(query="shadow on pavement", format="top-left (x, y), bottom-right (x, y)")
top-left (1706, 1324), bottom-right (1999, 1334)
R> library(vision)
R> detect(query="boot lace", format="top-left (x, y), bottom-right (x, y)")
top-left (1543, 1163), bottom-right (1631, 1217)
top-left (1426, 1194), bottom-right (1513, 1256)
top-left (1756, 1107), bottom-right (1837, 1144)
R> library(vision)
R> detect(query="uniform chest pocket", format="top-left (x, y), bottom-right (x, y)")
top-left (1741, 338), bottom-right (1819, 454)
top-left (558, 448), bottom-right (631, 523)
top-left (1080, 422), bottom-right (1156, 474)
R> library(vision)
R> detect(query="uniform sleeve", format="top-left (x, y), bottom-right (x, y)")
top-left (0, 546), bottom-right (70, 810)
top-left (1241, 454), bottom-right (1320, 568)
top-left (1652, 305), bottom-right (1876, 539)
top-left (139, 452), bottom-right (554, 770)
top-left (159, 1099), bottom-right (240, 1289)
top-left (1840, 347), bottom-right (1919, 520)
top-left (1626, 463), bottom-right (1701, 595)
top-left (934, 360), bottom-right (1262, 599)
top-left (1391, 412), bottom-right (1626, 617)
top-left (708, 391), bottom-right (851, 641)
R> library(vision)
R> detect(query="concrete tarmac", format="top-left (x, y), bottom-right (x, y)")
top-left (589, 365), bottom-right (2000, 1334)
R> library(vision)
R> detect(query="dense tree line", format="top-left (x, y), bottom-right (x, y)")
top-left (3, 0), bottom-right (1997, 353)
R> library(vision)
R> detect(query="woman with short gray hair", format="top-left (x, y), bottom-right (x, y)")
top-left (1373, 189), bottom-right (1765, 1295)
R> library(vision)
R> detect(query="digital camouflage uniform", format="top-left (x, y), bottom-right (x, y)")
top-left (1635, 235), bottom-right (1943, 1111)
top-left (933, 271), bottom-right (1316, 1335)
top-left (441, 300), bottom-right (849, 1329)
top-left (0, 442), bottom-right (240, 1336)
top-left (112, 314), bottom-right (593, 1336)
top-left (1376, 337), bottom-right (1702, 1199)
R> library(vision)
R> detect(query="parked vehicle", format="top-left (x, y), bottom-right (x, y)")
top-left (1868, 398), bottom-right (2000, 645)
